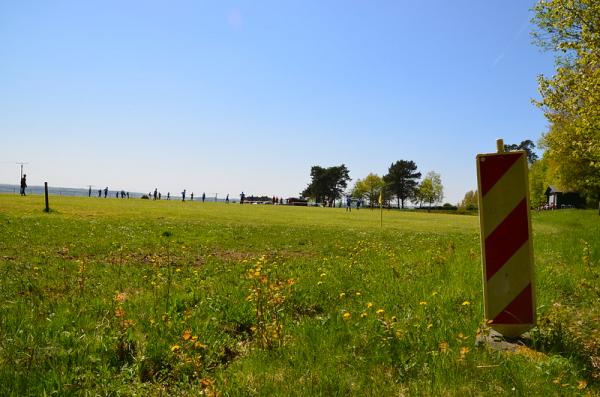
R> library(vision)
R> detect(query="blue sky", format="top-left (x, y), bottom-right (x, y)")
top-left (0, 1), bottom-right (554, 203)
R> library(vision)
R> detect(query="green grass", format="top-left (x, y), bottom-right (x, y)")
top-left (0, 195), bottom-right (598, 396)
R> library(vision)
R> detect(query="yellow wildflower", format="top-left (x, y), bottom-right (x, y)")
top-left (194, 341), bottom-right (207, 349)
top-left (461, 301), bottom-right (470, 306)
top-left (360, 312), bottom-right (368, 318)
top-left (439, 341), bottom-right (449, 353)
top-left (419, 301), bottom-right (427, 306)
top-left (343, 312), bottom-right (351, 320)
top-left (182, 329), bottom-right (192, 341)
top-left (171, 345), bottom-right (180, 352)
top-left (376, 309), bottom-right (385, 315)
top-left (339, 292), bottom-right (346, 298)
top-left (367, 302), bottom-right (373, 309)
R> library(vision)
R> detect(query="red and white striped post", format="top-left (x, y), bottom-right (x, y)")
top-left (476, 139), bottom-right (536, 337)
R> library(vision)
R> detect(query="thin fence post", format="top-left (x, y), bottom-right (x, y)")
top-left (44, 182), bottom-right (50, 212)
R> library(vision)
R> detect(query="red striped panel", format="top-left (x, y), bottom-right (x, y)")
top-left (484, 199), bottom-right (529, 280)
top-left (479, 153), bottom-right (522, 196)
top-left (492, 284), bottom-right (534, 324)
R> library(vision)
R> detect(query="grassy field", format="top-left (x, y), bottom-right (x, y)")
top-left (0, 195), bottom-right (598, 396)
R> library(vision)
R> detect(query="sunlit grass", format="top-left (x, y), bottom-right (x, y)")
top-left (0, 194), bottom-right (598, 395)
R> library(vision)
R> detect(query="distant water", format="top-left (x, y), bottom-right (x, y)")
top-left (0, 184), bottom-right (234, 202)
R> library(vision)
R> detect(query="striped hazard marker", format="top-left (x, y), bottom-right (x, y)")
top-left (476, 145), bottom-right (536, 337)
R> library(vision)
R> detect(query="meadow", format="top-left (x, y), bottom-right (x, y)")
top-left (0, 195), bottom-right (598, 396)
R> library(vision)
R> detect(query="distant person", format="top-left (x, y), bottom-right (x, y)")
top-left (356, 199), bottom-right (361, 210)
top-left (158, 192), bottom-right (161, 200)
top-left (346, 196), bottom-right (352, 212)
top-left (226, 194), bottom-right (229, 204)
top-left (240, 192), bottom-right (245, 204)
top-left (167, 192), bottom-right (170, 200)
top-left (127, 192), bottom-right (130, 199)
top-left (98, 189), bottom-right (102, 197)
top-left (104, 187), bottom-right (108, 198)
top-left (88, 186), bottom-right (92, 197)
top-left (202, 192), bottom-right (206, 203)
top-left (191, 192), bottom-right (194, 201)
top-left (153, 188), bottom-right (158, 200)
top-left (20, 174), bottom-right (27, 196)
top-left (182, 190), bottom-right (186, 202)
top-left (116, 191), bottom-right (119, 198)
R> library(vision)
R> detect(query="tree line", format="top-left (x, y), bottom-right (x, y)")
top-left (529, 0), bottom-right (600, 209)
top-left (461, 1), bottom-right (599, 211)
top-left (301, 161), bottom-right (444, 209)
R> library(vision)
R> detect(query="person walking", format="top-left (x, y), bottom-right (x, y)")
top-left (167, 192), bottom-right (170, 200)
top-left (202, 192), bottom-right (206, 203)
top-left (346, 195), bottom-right (352, 212)
top-left (19, 174), bottom-right (27, 196)
top-left (153, 188), bottom-right (158, 200)
top-left (182, 190), bottom-right (186, 202)
top-left (104, 187), bottom-right (108, 198)
top-left (191, 192), bottom-right (194, 201)
top-left (226, 194), bottom-right (229, 204)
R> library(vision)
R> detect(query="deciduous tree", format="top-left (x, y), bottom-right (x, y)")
top-left (302, 164), bottom-right (351, 205)
top-left (532, 0), bottom-right (600, 206)
top-left (416, 171), bottom-right (443, 211)
top-left (353, 173), bottom-right (385, 209)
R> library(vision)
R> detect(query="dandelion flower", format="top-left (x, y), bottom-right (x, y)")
top-left (176, 268), bottom-right (181, 272)
top-left (577, 380), bottom-right (587, 390)
top-left (461, 301), bottom-right (470, 306)
top-left (194, 341), bottom-right (207, 349)
top-left (317, 281), bottom-right (323, 286)
top-left (439, 341), bottom-right (449, 353)
top-left (376, 309), bottom-right (385, 315)
top-left (355, 292), bottom-right (361, 296)
top-left (367, 302), bottom-right (373, 309)
top-left (419, 301), bottom-right (428, 306)
top-left (171, 345), bottom-right (180, 352)
top-left (343, 312), bottom-right (351, 320)
top-left (339, 292), bottom-right (346, 298)
top-left (182, 330), bottom-right (192, 341)
top-left (360, 312), bottom-right (368, 318)
top-left (427, 323), bottom-right (433, 330)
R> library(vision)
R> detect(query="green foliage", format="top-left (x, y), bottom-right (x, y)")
top-left (416, 171), bottom-right (444, 209)
top-left (532, 0), bottom-right (600, 203)
top-left (528, 157), bottom-right (552, 208)
top-left (504, 140), bottom-right (539, 164)
top-left (0, 196), bottom-right (598, 395)
top-left (383, 160), bottom-right (421, 209)
top-left (302, 164), bottom-right (351, 204)
top-left (459, 190), bottom-right (478, 211)
top-left (352, 173), bottom-right (385, 208)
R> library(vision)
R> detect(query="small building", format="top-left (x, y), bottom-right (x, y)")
top-left (544, 186), bottom-right (585, 209)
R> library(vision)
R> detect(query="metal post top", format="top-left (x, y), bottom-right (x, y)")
top-left (496, 139), bottom-right (504, 153)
